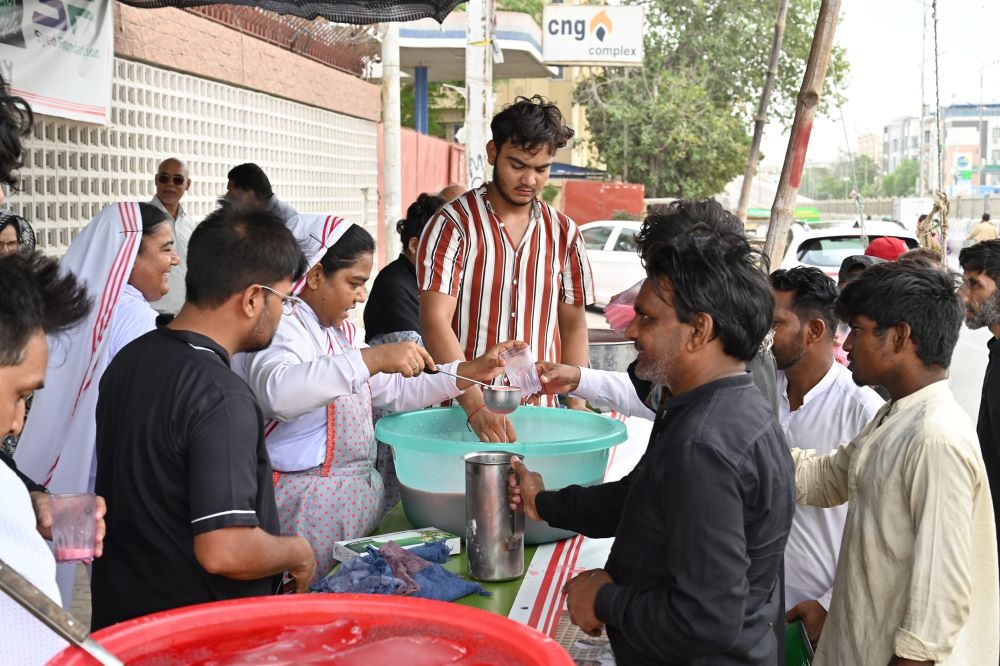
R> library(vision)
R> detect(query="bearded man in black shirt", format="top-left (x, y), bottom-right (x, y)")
top-left (92, 207), bottom-right (316, 629)
top-left (510, 199), bottom-right (794, 665)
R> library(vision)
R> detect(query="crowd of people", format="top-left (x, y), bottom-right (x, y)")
top-left (2, 70), bottom-right (1000, 666)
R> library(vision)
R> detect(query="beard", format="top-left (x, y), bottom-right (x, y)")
top-left (492, 167), bottom-right (534, 208)
top-left (244, 306), bottom-right (279, 353)
top-left (966, 290), bottom-right (1000, 329)
top-left (773, 340), bottom-right (806, 370)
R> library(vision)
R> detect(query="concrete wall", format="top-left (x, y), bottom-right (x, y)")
top-left (114, 3), bottom-right (380, 122)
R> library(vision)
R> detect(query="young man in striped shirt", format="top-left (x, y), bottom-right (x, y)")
top-left (417, 96), bottom-right (595, 442)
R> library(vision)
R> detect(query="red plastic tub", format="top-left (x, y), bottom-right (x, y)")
top-left (48, 594), bottom-right (573, 665)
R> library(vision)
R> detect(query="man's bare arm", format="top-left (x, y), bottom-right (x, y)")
top-left (420, 290), bottom-right (515, 442)
top-left (194, 527), bottom-right (316, 592)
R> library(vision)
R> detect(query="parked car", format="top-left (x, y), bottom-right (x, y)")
top-left (579, 220), bottom-right (645, 307)
top-left (778, 220), bottom-right (919, 278)
top-left (580, 219), bottom-right (920, 308)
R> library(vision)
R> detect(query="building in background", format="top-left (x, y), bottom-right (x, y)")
top-left (920, 103), bottom-right (1000, 196)
top-left (856, 133), bottom-right (881, 165)
top-left (882, 116), bottom-right (920, 174)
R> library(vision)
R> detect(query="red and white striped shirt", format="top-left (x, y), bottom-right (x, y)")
top-left (417, 185), bottom-right (594, 405)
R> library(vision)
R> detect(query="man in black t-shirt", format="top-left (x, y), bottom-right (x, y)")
top-left (92, 208), bottom-right (315, 629)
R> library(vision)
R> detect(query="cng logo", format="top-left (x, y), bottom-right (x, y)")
top-left (590, 10), bottom-right (612, 42)
top-left (546, 8), bottom-right (613, 42)
top-left (542, 5), bottom-right (644, 65)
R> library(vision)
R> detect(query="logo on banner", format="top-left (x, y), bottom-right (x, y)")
top-left (0, 0), bottom-right (26, 47)
top-left (590, 10), bottom-right (612, 42)
top-left (0, 0), bottom-right (112, 122)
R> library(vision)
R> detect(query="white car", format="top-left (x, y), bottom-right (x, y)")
top-left (777, 220), bottom-right (920, 279)
top-left (580, 219), bottom-right (920, 307)
top-left (579, 220), bottom-right (645, 307)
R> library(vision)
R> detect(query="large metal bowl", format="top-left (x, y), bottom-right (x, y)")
top-left (588, 328), bottom-right (638, 372)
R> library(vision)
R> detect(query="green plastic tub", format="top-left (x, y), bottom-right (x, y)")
top-left (375, 406), bottom-right (628, 544)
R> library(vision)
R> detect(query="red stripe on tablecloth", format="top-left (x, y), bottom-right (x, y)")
top-left (527, 537), bottom-right (568, 629)
top-left (543, 534), bottom-right (585, 637)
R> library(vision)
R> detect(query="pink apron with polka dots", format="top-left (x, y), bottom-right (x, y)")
top-left (271, 323), bottom-right (382, 578)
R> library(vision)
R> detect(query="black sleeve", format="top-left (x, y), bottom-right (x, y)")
top-left (187, 393), bottom-right (265, 535)
top-left (592, 442), bottom-right (751, 662)
top-left (748, 350), bottom-right (779, 416)
top-left (364, 263), bottom-right (420, 342)
top-left (1, 450), bottom-right (47, 494)
top-left (534, 471), bottom-right (634, 539)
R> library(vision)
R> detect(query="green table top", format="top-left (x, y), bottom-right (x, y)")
top-left (374, 502), bottom-right (536, 616)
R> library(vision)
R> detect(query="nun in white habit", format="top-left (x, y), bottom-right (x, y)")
top-left (15, 202), bottom-right (179, 606)
top-left (238, 214), bottom-right (521, 577)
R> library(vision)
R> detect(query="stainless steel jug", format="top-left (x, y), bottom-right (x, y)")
top-left (464, 451), bottom-right (525, 581)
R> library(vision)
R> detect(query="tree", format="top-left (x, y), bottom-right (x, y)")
top-left (800, 153), bottom-right (880, 200)
top-left (576, 0), bottom-right (848, 197)
top-left (400, 82), bottom-right (451, 138)
top-left (882, 159), bottom-right (919, 197)
top-left (496, 0), bottom-right (543, 23)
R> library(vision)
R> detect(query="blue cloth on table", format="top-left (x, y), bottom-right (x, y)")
top-left (411, 563), bottom-right (489, 601)
top-left (309, 540), bottom-right (488, 602)
top-left (310, 547), bottom-right (406, 594)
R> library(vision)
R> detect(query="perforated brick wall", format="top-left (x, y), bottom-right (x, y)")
top-left (12, 58), bottom-right (379, 256)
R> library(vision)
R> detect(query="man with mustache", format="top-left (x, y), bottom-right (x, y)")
top-left (417, 96), bottom-right (594, 443)
top-left (509, 200), bottom-right (794, 664)
top-left (959, 238), bottom-right (1000, 609)
top-left (148, 157), bottom-right (197, 317)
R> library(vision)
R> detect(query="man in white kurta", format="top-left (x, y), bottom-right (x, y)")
top-left (778, 362), bottom-right (882, 609)
top-left (769, 267), bottom-right (884, 613)
top-left (793, 382), bottom-right (998, 664)
top-left (792, 262), bottom-right (999, 665)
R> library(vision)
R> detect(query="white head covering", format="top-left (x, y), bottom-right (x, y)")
top-left (286, 214), bottom-right (355, 295)
top-left (15, 203), bottom-right (145, 489)
top-left (14, 202), bottom-right (147, 607)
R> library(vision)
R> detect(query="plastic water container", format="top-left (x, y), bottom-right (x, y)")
top-left (48, 595), bottom-right (573, 665)
top-left (375, 406), bottom-right (627, 544)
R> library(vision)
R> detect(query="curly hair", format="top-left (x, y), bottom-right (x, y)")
top-left (397, 192), bottom-right (445, 247)
top-left (635, 198), bottom-right (772, 361)
top-left (0, 252), bottom-right (92, 366)
top-left (0, 75), bottom-right (33, 190)
top-left (491, 95), bottom-right (574, 154)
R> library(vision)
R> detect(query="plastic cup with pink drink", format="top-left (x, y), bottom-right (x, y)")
top-left (499, 346), bottom-right (542, 399)
top-left (51, 493), bottom-right (97, 562)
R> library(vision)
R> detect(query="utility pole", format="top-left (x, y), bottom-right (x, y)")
top-left (737, 0), bottom-right (789, 222)
top-left (465, 0), bottom-right (495, 188)
top-left (382, 23), bottom-right (403, 263)
top-left (765, 0), bottom-right (841, 266)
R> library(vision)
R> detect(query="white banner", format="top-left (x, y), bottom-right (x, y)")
top-left (542, 5), bottom-right (644, 67)
top-left (0, 0), bottom-right (113, 123)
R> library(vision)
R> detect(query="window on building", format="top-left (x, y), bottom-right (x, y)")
top-left (994, 127), bottom-right (1000, 142)
top-left (992, 150), bottom-right (1000, 165)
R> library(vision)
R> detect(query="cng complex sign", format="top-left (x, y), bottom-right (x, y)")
top-left (542, 5), bottom-right (644, 67)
